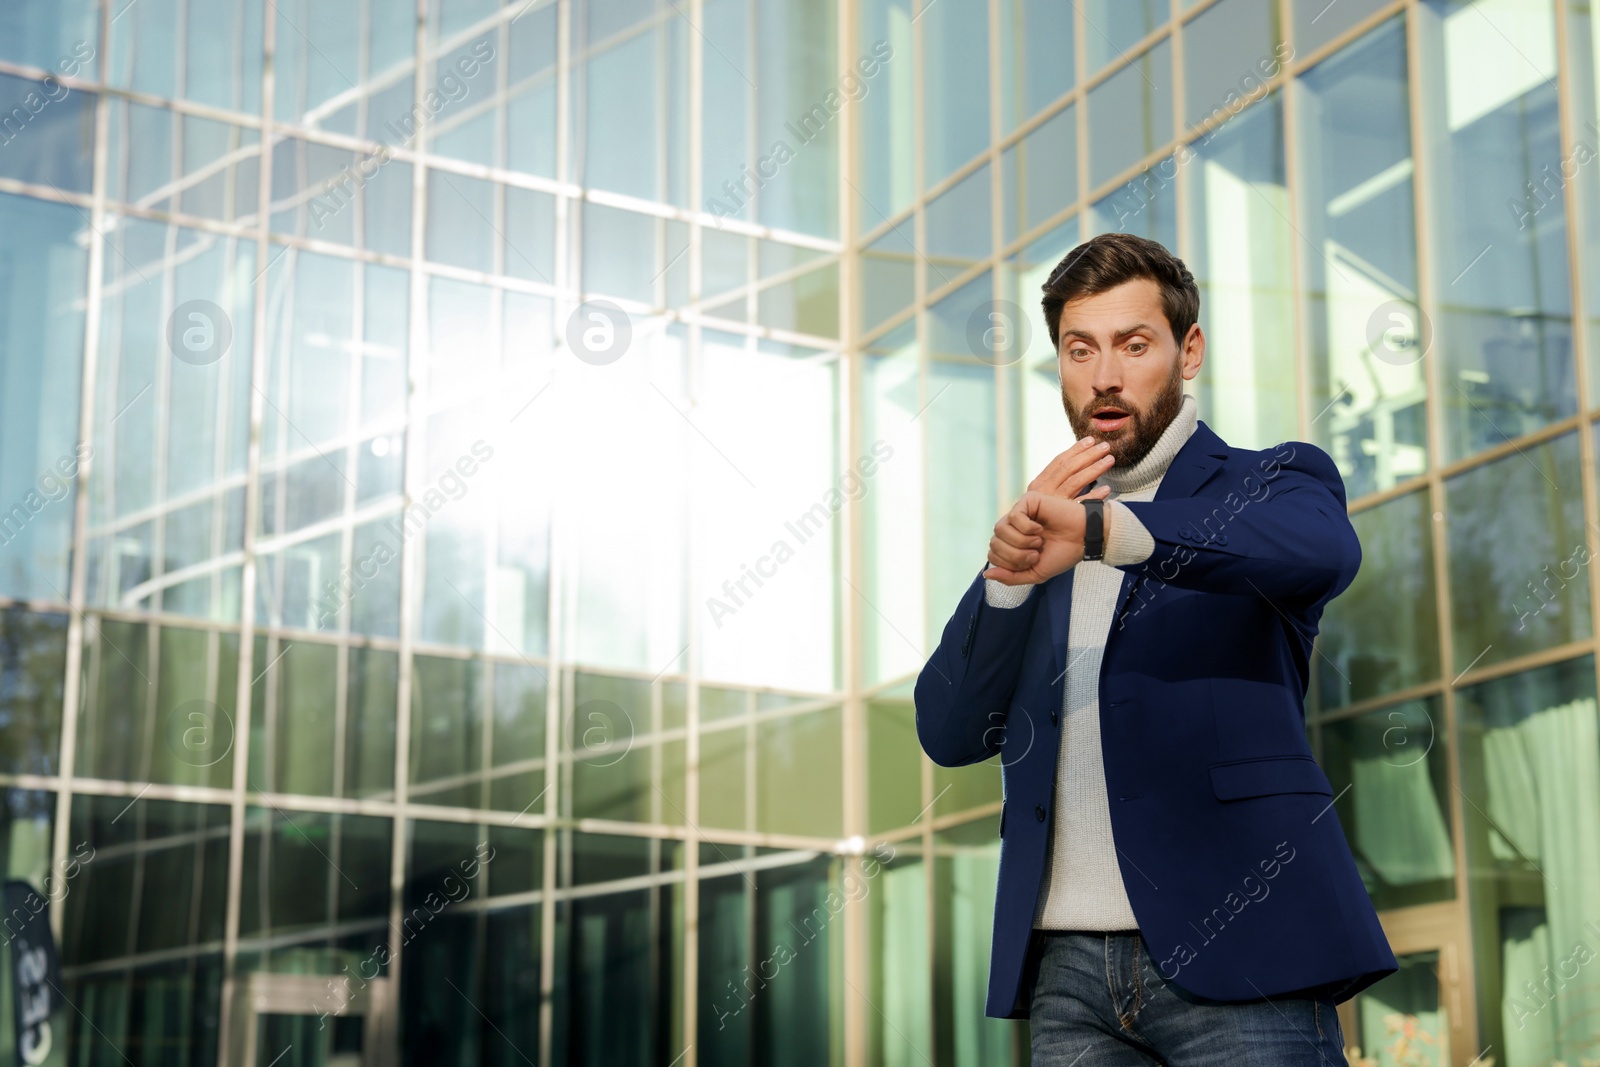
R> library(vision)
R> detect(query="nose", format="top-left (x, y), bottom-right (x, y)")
top-left (1090, 351), bottom-right (1123, 398)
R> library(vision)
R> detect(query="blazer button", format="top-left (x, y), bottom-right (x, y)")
top-left (1050, 711), bottom-right (1058, 726)
top-left (1034, 804), bottom-right (1046, 822)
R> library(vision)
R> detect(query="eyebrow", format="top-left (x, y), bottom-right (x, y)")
top-left (1060, 323), bottom-right (1158, 344)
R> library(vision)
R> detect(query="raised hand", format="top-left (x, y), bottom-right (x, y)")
top-left (983, 491), bottom-right (1090, 586)
top-left (1029, 436), bottom-right (1115, 502)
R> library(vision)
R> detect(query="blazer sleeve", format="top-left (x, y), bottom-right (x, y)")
top-left (1113, 441), bottom-right (1361, 609)
top-left (914, 562), bottom-right (1044, 768)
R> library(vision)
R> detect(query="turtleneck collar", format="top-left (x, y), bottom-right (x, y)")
top-left (1097, 392), bottom-right (1198, 496)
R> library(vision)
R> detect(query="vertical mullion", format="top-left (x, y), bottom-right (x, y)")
top-left (1404, 0), bottom-right (1479, 1056)
top-left (50, 0), bottom-right (117, 946)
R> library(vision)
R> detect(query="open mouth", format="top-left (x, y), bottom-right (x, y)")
top-left (1090, 406), bottom-right (1131, 433)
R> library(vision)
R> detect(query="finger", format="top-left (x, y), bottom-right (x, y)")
top-left (989, 540), bottom-right (1040, 570)
top-left (1008, 499), bottom-right (1044, 536)
top-left (1057, 452), bottom-right (1115, 499)
top-left (1034, 439), bottom-right (1112, 496)
top-left (1026, 437), bottom-right (1103, 494)
top-left (993, 518), bottom-right (1044, 550)
top-left (1077, 483), bottom-right (1112, 501)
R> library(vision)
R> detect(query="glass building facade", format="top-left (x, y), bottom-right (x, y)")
top-left (0, 0), bottom-right (1598, 1064)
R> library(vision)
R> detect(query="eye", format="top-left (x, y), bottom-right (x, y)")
top-left (1126, 342), bottom-right (1148, 355)
top-left (1067, 347), bottom-right (1091, 361)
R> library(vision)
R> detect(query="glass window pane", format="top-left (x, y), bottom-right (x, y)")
top-left (862, 223), bottom-right (917, 334)
top-left (868, 693), bottom-right (922, 833)
top-left (275, 0), bottom-right (414, 138)
top-left (0, 74), bottom-right (96, 192)
top-left (1294, 0), bottom-right (1391, 55)
top-left (1457, 656), bottom-right (1600, 1067)
top-left (0, 608), bottom-right (67, 776)
top-left (1000, 0), bottom-right (1074, 132)
top-left (1087, 38), bottom-right (1174, 190)
top-left (1296, 18), bottom-right (1424, 499)
top-left (76, 619), bottom-right (240, 787)
top-left (1318, 698), bottom-right (1454, 910)
top-left (110, 0), bottom-right (263, 115)
top-left (934, 819), bottom-right (1029, 1065)
top-left (1185, 91), bottom-right (1298, 450)
top-left (1183, 0), bottom-right (1288, 129)
top-left (1083, 0), bottom-right (1165, 73)
top-left (925, 163), bottom-right (992, 293)
top-left (1446, 431), bottom-right (1589, 674)
top-left (1570, 0), bottom-right (1600, 406)
top-left (1088, 155), bottom-right (1178, 249)
top-left (1002, 104), bottom-right (1076, 246)
top-left (867, 846), bottom-right (932, 1063)
top-left (1421, 0), bottom-right (1574, 462)
top-left (923, 0), bottom-right (990, 187)
top-left (857, 0), bottom-right (915, 231)
top-left (756, 707), bottom-right (843, 836)
top-left (863, 323), bottom-right (925, 684)
top-left (926, 274), bottom-right (1000, 648)
top-left (1316, 490), bottom-right (1440, 710)
top-left (1008, 220), bottom-right (1080, 493)
top-left (0, 1), bottom-right (97, 72)
top-left (0, 193), bottom-right (88, 602)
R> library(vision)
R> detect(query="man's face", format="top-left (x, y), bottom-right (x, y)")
top-left (1057, 277), bottom-right (1204, 467)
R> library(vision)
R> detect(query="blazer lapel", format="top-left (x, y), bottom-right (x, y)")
top-left (1048, 419), bottom-right (1230, 679)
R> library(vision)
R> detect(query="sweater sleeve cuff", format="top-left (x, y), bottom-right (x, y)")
top-left (1103, 500), bottom-right (1155, 566)
top-left (984, 579), bottom-right (1035, 608)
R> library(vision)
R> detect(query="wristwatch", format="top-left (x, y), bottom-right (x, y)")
top-left (1082, 498), bottom-right (1105, 561)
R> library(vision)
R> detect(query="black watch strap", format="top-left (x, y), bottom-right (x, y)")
top-left (1082, 498), bottom-right (1105, 561)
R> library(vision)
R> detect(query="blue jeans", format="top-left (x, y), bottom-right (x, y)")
top-left (1027, 931), bottom-right (1349, 1066)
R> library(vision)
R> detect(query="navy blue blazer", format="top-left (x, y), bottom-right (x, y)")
top-left (914, 419), bottom-right (1397, 1019)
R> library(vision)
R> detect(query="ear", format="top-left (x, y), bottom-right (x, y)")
top-left (1180, 323), bottom-right (1205, 381)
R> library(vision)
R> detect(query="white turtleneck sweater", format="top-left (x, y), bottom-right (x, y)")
top-left (985, 393), bottom-right (1198, 930)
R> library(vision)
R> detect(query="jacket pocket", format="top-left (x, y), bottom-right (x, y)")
top-left (1209, 755), bottom-right (1333, 801)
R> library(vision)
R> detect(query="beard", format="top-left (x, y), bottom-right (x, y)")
top-left (1062, 359), bottom-right (1184, 468)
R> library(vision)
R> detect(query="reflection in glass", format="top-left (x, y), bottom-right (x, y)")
top-left (1316, 490), bottom-right (1440, 710)
top-left (1571, 0), bottom-right (1600, 406)
top-left (0, 194), bottom-right (88, 602)
top-left (867, 692), bottom-right (922, 834)
top-left (1422, 0), bottom-right (1573, 463)
top-left (934, 819), bottom-right (1028, 1064)
top-left (1185, 91), bottom-right (1297, 450)
top-left (862, 223), bottom-right (917, 334)
top-left (63, 795), bottom-right (226, 1064)
top-left (867, 845), bottom-right (931, 1064)
top-left (926, 275), bottom-right (1000, 649)
top-left (1083, 0), bottom-right (1165, 72)
top-left (1001, 104), bottom-right (1075, 247)
top-left (275, 0), bottom-right (414, 137)
top-left (863, 322), bottom-right (925, 684)
top-left (237, 808), bottom-right (393, 974)
top-left (925, 163), bottom-right (991, 293)
top-left (0, 609), bottom-right (67, 775)
top-left (75, 618), bottom-right (240, 789)
top-left (1089, 156), bottom-right (1177, 249)
top-left (1183, 0), bottom-right (1286, 129)
top-left (858, 0), bottom-right (916, 229)
top-left (1319, 698), bottom-right (1454, 910)
top-left (1446, 432), bottom-right (1589, 673)
top-left (1000, 0), bottom-right (1073, 133)
top-left (1087, 38), bottom-right (1172, 190)
top-left (923, 0), bottom-right (989, 187)
top-left (0, 73), bottom-right (95, 192)
top-left (1347, 951), bottom-right (1449, 1067)
top-left (1458, 657), bottom-right (1600, 1067)
top-left (1296, 19), bottom-right (1424, 498)
top-left (109, 0), bottom-right (263, 114)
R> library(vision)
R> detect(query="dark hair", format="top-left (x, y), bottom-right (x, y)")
top-left (1040, 233), bottom-right (1200, 351)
